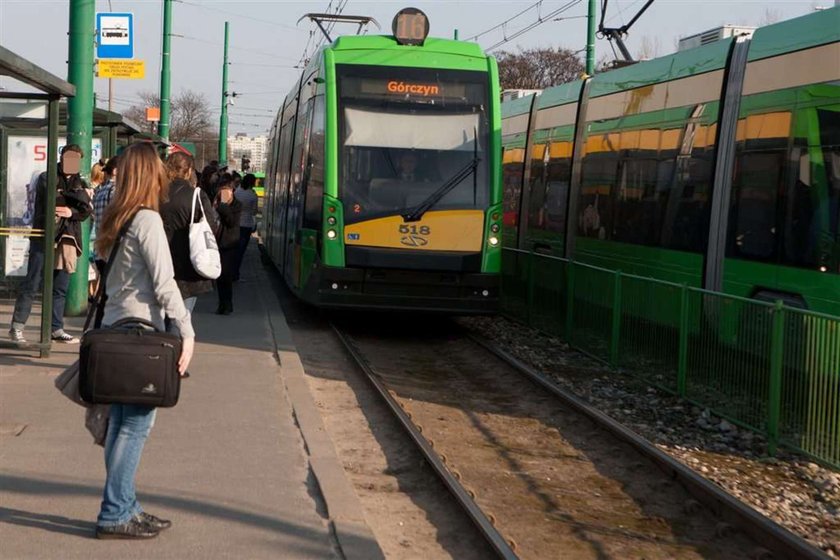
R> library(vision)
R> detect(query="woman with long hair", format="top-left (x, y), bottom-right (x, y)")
top-left (94, 143), bottom-right (194, 540)
top-left (161, 151), bottom-right (219, 315)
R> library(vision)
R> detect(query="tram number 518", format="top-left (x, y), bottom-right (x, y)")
top-left (399, 224), bottom-right (430, 235)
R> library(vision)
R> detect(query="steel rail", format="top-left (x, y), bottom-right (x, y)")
top-left (331, 323), bottom-right (519, 560)
top-left (468, 333), bottom-right (830, 560)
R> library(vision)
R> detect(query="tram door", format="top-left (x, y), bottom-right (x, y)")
top-left (285, 97), bottom-right (313, 290)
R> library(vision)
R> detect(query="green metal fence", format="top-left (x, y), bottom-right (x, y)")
top-left (501, 248), bottom-right (840, 469)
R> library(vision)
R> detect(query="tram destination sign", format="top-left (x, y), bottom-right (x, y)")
top-left (359, 78), bottom-right (465, 99)
top-left (96, 12), bottom-right (134, 59)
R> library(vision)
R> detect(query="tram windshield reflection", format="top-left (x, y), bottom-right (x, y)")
top-left (337, 64), bottom-right (490, 223)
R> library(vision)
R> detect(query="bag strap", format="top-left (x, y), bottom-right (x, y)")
top-left (84, 211), bottom-right (139, 331)
top-left (190, 187), bottom-right (206, 224)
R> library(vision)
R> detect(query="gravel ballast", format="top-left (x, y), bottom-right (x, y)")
top-left (461, 315), bottom-right (840, 558)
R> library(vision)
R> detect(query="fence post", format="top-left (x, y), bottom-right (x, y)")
top-left (565, 260), bottom-right (575, 344)
top-left (677, 284), bottom-right (689, 398)
top-left (768, 300), bottom-right (785, 456)
top-left (610, 270), bottom-right (622, 366)
top-left (526, 251), bottom-right (535, 326)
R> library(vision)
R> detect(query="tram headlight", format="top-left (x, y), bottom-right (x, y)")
top-left (327, 216), bottom-right (337, 225)
top-left (326, 229), bottom-right (337, 240)
top-left (491, 224), bottom-right (500, 233)
top-left (488, 236), bottom-right (499, 247)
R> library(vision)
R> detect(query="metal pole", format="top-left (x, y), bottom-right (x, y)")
top-left (66, 0), bottom-right (95, 317)
top-left (159, 0), bottom-right (173, 141)
top-left (586, 0), bottom-right (596, 75)
top-left (108, 78), bottom-right (113, 112)
top-left (40, 97), bottom-right (61, 358)
top-left (219, 21), bottom-right (230, 165)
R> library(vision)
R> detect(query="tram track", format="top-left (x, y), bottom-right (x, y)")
top-left (331, 318), bottom-right (829, 560)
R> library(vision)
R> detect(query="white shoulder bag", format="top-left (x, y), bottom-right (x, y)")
top-left (189, 188), bottom-right (221, 279)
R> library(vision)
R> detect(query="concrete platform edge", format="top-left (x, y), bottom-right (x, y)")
top-left (255, 263), bottom-right (385, 560)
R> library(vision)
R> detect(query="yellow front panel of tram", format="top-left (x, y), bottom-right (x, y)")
top-left (344, 210), bottom-right (485, 251)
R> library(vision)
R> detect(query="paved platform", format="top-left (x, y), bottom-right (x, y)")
top-left (0, 246), bottom-right (381, 559)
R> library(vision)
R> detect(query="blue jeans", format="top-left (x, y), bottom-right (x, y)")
top-left (97, 404), bottom-right (157, 526)
top-left (11, 244), bottom-right (71, 333)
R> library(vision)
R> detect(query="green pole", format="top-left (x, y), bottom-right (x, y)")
top-left (159, 0), bottom-right (173, 141)
top-left (219, 21), bottom-right (230, 165)
top-left (65, 0), bottom-right (95, 317)
top-left (40, 98), bottom-right (61, 358)
top-left (586, 0), bottom-right (596, 75)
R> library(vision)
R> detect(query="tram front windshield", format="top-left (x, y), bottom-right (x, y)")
top-left (337, 65), bottom-right (490, 224)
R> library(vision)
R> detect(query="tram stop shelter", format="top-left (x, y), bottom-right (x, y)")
top-left (0, 45), bottom-right (75, 357)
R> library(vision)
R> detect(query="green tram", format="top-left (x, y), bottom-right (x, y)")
top-left (261, 10), bottom-right (502, 312)
top-left (502, 7), bottom-right (840, 317)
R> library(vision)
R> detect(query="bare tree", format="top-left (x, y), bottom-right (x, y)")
top-left (636, 36), bottom-right (662, 60)
top-left (759, 8), bottom-right (782, 26)
top-left (124, 90), bottom-right (218, 164)
top-left (496, 47), bottom-right (585, 90)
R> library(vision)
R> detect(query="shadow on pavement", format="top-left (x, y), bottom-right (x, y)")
top-left (0, 507), bottom-right (93, 539)
top-left (0, 472), bottom-right (357, 555)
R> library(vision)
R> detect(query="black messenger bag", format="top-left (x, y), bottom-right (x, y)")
top-left (80, 318), bottom-right (181, 407)
top-left (78, 214), bottom-right (182, 408)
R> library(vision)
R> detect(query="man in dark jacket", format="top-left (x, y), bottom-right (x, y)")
top-left (9, 144), bottom-right (92, 344)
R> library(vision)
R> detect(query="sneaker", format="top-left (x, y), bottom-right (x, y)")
top-left (95, 518), bottom-right (159, 540)
top-left (8, 328), bottom-right (26, 344)
top-left (51, 330), bottom-right (79, 344)
top-left (135, 511), bottom-right (172, 531)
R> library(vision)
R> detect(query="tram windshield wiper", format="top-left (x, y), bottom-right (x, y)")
top-left (401, 156), bottom-right (480, 223)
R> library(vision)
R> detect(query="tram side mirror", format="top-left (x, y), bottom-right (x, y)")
top-left (61, 151), bottom-right (81, 175)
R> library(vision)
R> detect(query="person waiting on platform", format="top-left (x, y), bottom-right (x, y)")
top-left (93, 142), bottom-right (194, 540)
top-left (161, 151), bottom-right (219, 316)
top-left (214, 175), bottom-right (242, 315)
top-left (8, 144), bottom-right (92, 345)
top-left (233, 173), bottom-right (258, 281)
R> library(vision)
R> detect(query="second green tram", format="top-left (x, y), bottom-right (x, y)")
top-left (262, 27), bottom-right (502, 312)
top-left (502, 7), bottom-right (840, 317)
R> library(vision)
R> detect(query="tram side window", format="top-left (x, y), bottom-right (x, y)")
top-left (783, 107), bottom-right (840, 273)
top-left (526, 144), bottom-right (547, 232)
top-left (612, 158), bottom-right (660, 245)
top-left (661, 154), bottom-right (713, 253)
top-left (543, 155), bottom-right (571, 234)
top-left (729, 151), bottom-right (784, 261)
top-left (290, 99), bottom-right (313, 210)
top-left (502, 145), bottom-right (525, 228)
top-left (303, 96), bottom-right (326, 228)
top-left (577, 154), bottom-right (618, 240)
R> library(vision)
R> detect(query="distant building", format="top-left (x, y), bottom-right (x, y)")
top-left (227, 133), bottom-right (267, 173)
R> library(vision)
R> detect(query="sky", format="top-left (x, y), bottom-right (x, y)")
top-left (0, 0), bottom-right (831, 135)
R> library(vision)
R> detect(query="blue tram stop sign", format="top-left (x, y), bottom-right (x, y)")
top-left (97, 13), bottom-right (134, 60)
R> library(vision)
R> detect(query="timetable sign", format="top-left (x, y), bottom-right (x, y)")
top-left (97, 12), bottom-right (134, 59)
